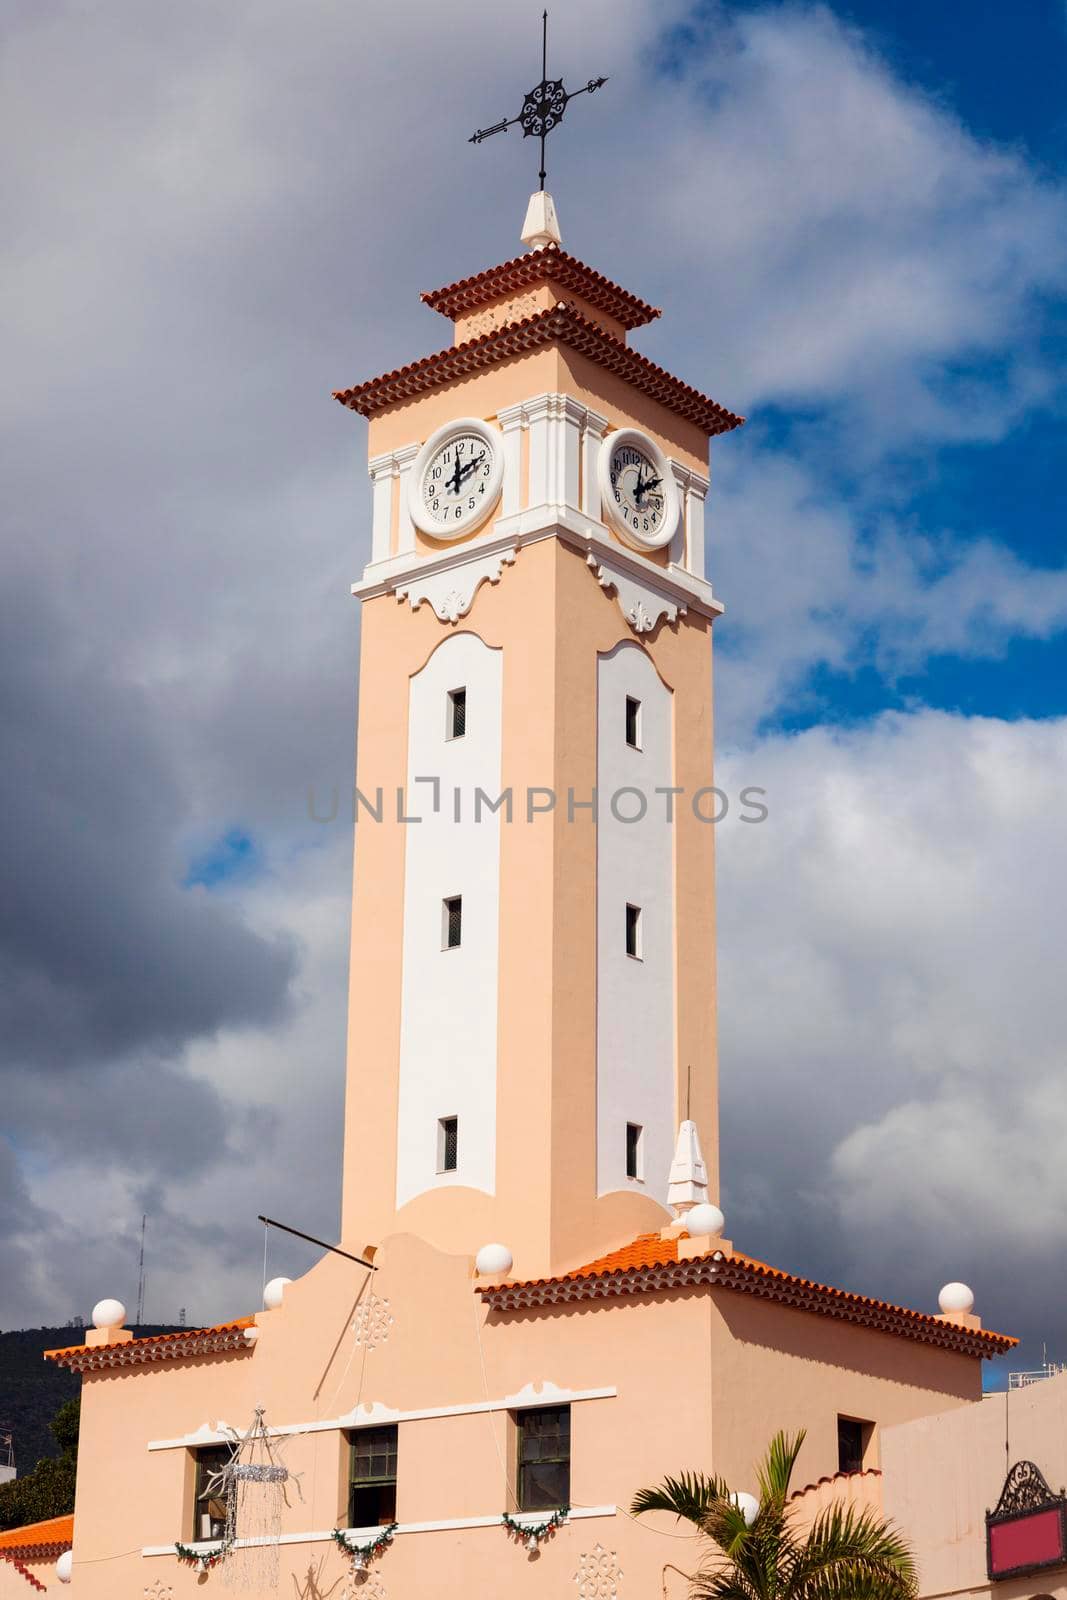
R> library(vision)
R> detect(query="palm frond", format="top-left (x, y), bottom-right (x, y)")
top-left (787, 1504), bottom-right (917, 1600)
top-left (631, 1471), bottom-right (732, 1529)
top-left (755, 1430), bottom-right (806, 1507)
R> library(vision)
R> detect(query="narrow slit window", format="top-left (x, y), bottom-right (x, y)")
top-left (447, 687), bottom-right (467, 740)
top-left (625, 695), bottom-right (641, 749)
top-left (625, 903), bottom-right (642, 959)
top-left (443, 895), bottom-right (462, 949)
top-left (625, 1122), bottom-right (643, 1180)
top-left (438, 1116), bottom-right (459, 1173)
top-left (347, 1425), bottom-right (398, 1527)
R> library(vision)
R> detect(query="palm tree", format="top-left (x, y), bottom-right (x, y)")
top-left (632, 1429), bottom-right (917, 1600)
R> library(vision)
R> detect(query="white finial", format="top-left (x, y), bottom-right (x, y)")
top-left (521, 190), bottom-right (562, 250)
top-left (938, 1282), bottom-right (975, 1315)
top-left (91, 1297), bottom-right (126, 1330)
top-left (668, 1119), bottom-right (709, 1216)
top-left (475, 1242), bottom-right (514, 1276)
top-left (262, 1276), bottom-right (292, 1311)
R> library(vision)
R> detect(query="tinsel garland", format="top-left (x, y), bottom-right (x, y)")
top-left (174, 1539), bottom-right (232, 1570)
top-left (330, 1524), bottom-right (398, 1569)
top-left (500, 1506), bottom-right (569, 1549)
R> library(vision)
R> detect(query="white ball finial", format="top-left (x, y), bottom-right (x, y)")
top-left (731, 1492), bottom-right (759, 1527)
top-left (56, 1551), bottom-right (73, 1584)
top-left (91, 1298), bottom-right (126, 1330)
top-left (475, 1243), bottom-right (514, 1277)
top-left (262, 1276), bottom-right (292, 1311)
top-left (686, 1203), bottom-right (725, 1239)
top-left (938, 1281), bottom-right (975, 1315)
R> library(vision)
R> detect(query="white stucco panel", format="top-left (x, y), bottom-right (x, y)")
top-left (396, 632), bottom-right (503, 1207)
top-left (596, 643), bottom-right (676, 1203)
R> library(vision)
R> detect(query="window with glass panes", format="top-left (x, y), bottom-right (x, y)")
top-left (348, 1426), bottom-right (398, 1527)
top-left (192, 1444), bottom-right (232, 1541)
top-left (516, 1405), bottom-right (570, 1511)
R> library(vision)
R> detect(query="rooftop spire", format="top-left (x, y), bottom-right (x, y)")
top-left (520, 189), bottom-right (562, 250)
top-left (667, 1119), bottom-right (709, 1216)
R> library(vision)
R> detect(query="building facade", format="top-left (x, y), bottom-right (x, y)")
top-left (39, 198), bottom-right (1016, 1599)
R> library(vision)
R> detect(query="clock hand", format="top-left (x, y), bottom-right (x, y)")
top-left (634, 469), bottom-right (647, 506)
top-left (447, 455), bottom-right (463, 496)
top-left (643, 473), bottom-right (662, 493)
top-left (457, 450), bottom-right (486, 483)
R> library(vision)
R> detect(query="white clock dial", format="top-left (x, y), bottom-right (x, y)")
top-left (597, 427), bottom-right (680, 552)
top-left (409, 419), bottom-right (503, 541)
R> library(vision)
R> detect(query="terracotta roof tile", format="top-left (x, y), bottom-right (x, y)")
top-left (421, 247), bottom-right (661, 330)
top-left (334, 304), bottom-right (744, 438)
top-left (43, 1318), bottom-right (255, 1373)
top-left (0, 1515), bottom-right (74, 1555)
top-left (479, 1234), bottom-right (1016, 1359)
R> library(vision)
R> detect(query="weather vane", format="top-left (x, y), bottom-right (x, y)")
top-left (469, 10), bottom-right (608, 190)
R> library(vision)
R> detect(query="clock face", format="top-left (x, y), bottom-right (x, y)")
top-left (608, 442), bottom-right (667, 542)
top-left (598, 428), bottom-right (679, 551)
top-left (416, 428), bottom-right (499, 536)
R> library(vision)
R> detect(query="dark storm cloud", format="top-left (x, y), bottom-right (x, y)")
top-left (0, 582), bottom-right (296, 1070)
top-left (1, 0), bottom-right (1065, 1352)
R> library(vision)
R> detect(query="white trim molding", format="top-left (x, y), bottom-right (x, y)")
top-left (587, 552), bottom-right (686, 635)
top-left (394, 544), bottom-right (519, 624)
top-left (142, 1506), bottom-right (617, 1558)
top-left (146, 1382), bottom-right (617, 1450)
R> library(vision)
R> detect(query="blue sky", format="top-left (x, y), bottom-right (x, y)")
top-left (2, 0), bottom-right (1066, 1381)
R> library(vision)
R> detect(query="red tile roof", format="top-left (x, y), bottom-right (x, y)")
top-left (478, 1234), bottom-right (1017, 1359)
top-left (43, 1318), bottom-right (255, 1373)
top-left (0, 1515), bottom-right (74, 1557)
top-left (334, 304), bottom-right (744, 438)
top-left (421, 247), bottom-right (661, 330)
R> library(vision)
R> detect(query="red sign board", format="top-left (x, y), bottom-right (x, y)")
top-left (989, 1509), bottom-right (1066, 1579)
top-left (987, 1462), bottom-right (1067, 1582)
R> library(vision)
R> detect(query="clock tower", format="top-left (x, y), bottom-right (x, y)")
top-left (335, 198), bottom-right (743, 1282)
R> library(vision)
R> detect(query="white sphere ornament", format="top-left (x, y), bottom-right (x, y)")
top-left (475, 1243), bottom-right (513, 1277)
top-left (56, 1551), bottom-right (73, 1584)
top-left (262, 1276), bottom-right (292, 1311)
top-left (732, 1492), bottom-right (759, 1527)
top-left (91, 1298), bottom-right (126, 1330)
top-left (938, 1281), bottom-right (975, 1315)
top-left (685, 1203), bottom-right (725, 1239)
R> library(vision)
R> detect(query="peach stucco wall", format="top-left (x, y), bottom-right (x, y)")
top-left (0, 1552), bottom-right (57, 1600)
top-left (341, 536), bottom-right (719, 1280)
top-left (881, 1371), bottom-right (1067, 1600)
top-left (64, 1232), bottom-right (995, 1600)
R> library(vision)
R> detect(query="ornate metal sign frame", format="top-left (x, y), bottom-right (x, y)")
top-left (986, 1461), bottom-right (1067, 1581)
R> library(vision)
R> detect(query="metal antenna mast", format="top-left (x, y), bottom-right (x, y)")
top-left (469, 10), bottom-right (608, 190)
top-left (135, 1213), bottom-right (146, 1325)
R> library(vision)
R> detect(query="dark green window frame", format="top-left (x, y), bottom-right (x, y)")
top-left (516, 1405), bottom-right (570, 1512)
top-left (348, 1425), bottom-right (398, 1528)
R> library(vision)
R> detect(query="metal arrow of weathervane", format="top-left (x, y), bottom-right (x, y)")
top-left (469, 10), bottom-right (608, 189)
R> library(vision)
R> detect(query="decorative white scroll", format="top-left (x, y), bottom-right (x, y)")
top-left (395, 547), bottom-right (519, 624)
top-left (575, 1543), bottom-right (623, 1598)
top-left (586, 553), bottom-right (686, 635)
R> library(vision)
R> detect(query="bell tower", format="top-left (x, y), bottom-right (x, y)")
top-left (335, 200), bottom-right (743, 1281)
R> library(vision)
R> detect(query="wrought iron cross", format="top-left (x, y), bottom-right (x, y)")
top-left (469, 10), bottom-right (608, 189)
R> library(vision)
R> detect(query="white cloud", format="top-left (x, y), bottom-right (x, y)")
top-left (716, 710), bottom-right (1067, 1337)
top-left (2, 0), bottom-right (1066, 1350)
